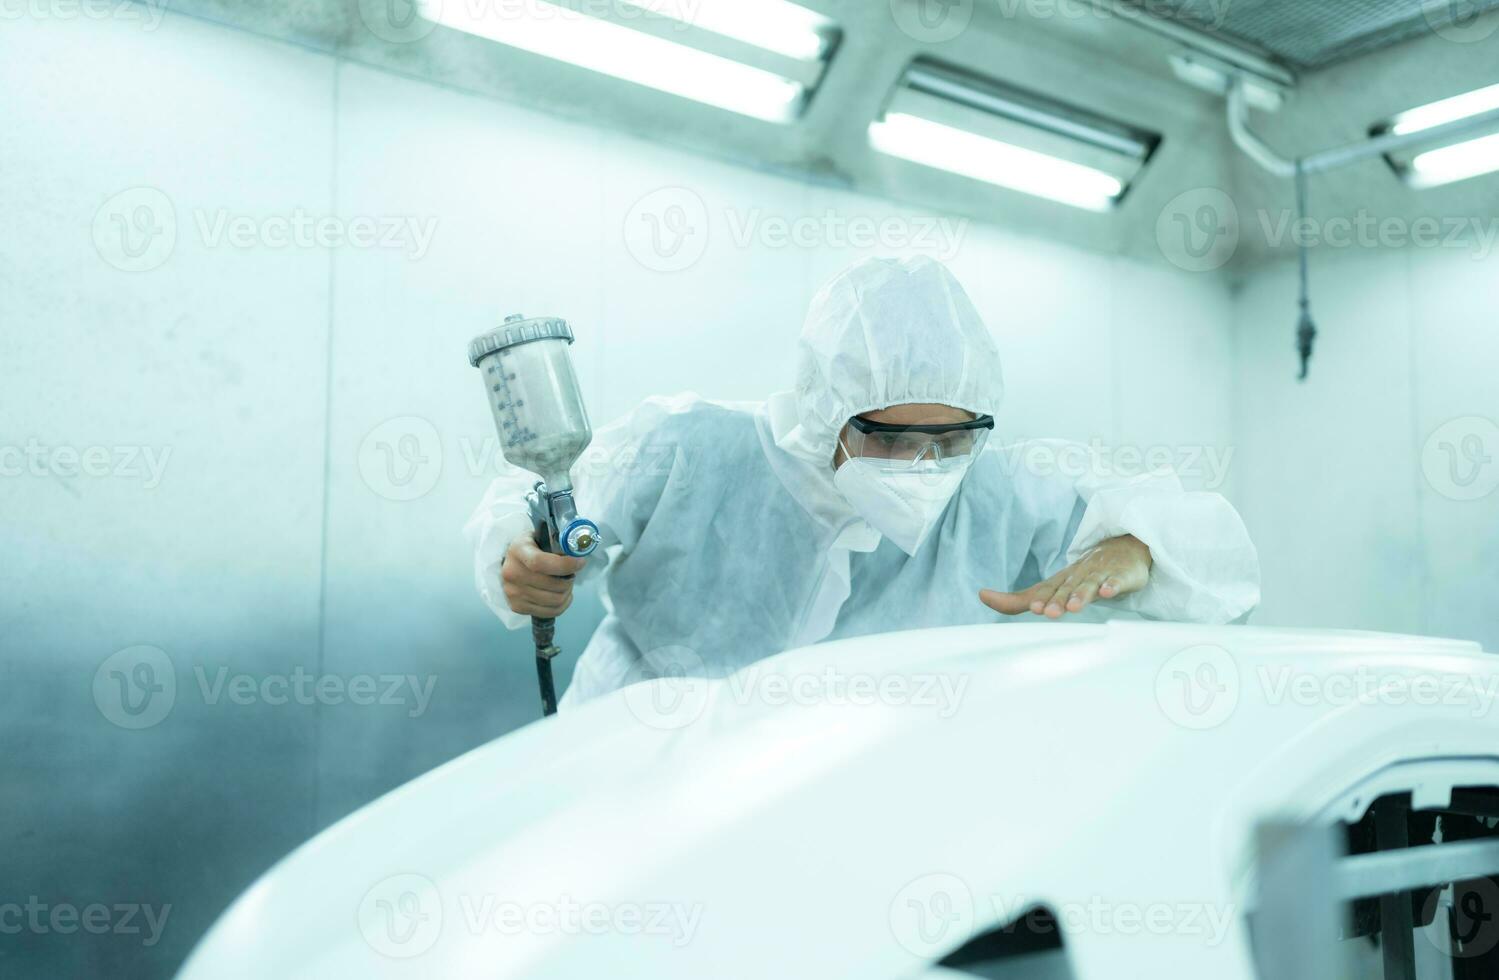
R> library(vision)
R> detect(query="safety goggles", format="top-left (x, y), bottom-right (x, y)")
top-left (843, 414), bottom-right (995, 469)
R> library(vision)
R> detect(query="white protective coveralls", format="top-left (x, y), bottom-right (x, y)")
top-left (466, 257), bottom-right (1261, 707)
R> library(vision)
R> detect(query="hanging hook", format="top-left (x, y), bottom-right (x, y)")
top-left (1294, 159), bottom-right (1317, 382)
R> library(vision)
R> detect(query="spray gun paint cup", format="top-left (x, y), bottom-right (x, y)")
top-left (468, 315), bottom-right (600, 558)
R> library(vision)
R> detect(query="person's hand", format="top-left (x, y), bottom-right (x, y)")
top-left (501, 531), bottom-right (586, 617)
top-left (979, 534), bottom-right (1152, 619)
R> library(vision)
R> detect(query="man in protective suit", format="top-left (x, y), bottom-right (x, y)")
top-left (467, 256), bottom-right (1260, 707)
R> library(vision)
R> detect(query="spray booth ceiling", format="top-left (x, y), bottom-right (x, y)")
top-left (1145, 0), bottom-right (1499, 69)
top-left (138, 0), bottom-right (1499, 271)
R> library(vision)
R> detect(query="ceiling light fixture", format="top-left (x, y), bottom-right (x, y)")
top-left (868, 60), bottom-right (1159, 212)
top-left (419, 0), bottom-right (810, 123)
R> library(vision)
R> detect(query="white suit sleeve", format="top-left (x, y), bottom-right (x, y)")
top-left (1041, 441), bottom-right (1261, 624)
top-left (462, 394), bottom-right (690, 628)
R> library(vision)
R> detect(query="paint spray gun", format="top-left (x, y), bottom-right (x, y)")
top-left (468, 315), bottom-right (600, 716)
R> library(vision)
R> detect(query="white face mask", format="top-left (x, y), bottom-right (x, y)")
top-left (833, 455), bottom-right (971, 557)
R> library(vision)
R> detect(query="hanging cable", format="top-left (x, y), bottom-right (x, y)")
top-left (1294, 159), bottom-right (1317, 381)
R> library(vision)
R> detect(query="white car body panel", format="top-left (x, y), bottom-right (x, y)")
top-left (178, 622), bottom-right (1499, 979)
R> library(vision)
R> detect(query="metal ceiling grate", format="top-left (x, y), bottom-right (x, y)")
top-left (1132, 0), bottom-right (1499, 70)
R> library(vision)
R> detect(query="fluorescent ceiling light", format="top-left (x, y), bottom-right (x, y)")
top-left (1411, 131), bottom-right (1499, 186)
top-left (419, 0), bottom-right (804, 123)
top-left (634, 0), bottom-right (830, 61)
top-left (869, 112), bottom-right (1125, 212)
top-left (904, 62), bottom-right (1152, 160)
top-left (872, 61), bottom-right (1157, 212)
top-left (1389, 83), bottom-right (1499, 136)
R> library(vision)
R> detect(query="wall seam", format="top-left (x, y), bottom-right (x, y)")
top-left (1403, 249), bottom-right (1430, 636)
top-left (311, 56), bottom-right (341, 834)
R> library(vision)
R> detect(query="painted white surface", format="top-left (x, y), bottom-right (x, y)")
top-left (178, 622), bottom-right (1499, 980)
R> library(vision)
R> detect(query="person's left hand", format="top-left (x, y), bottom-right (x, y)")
top-left (979, 534), bottom-right (1152, 619)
